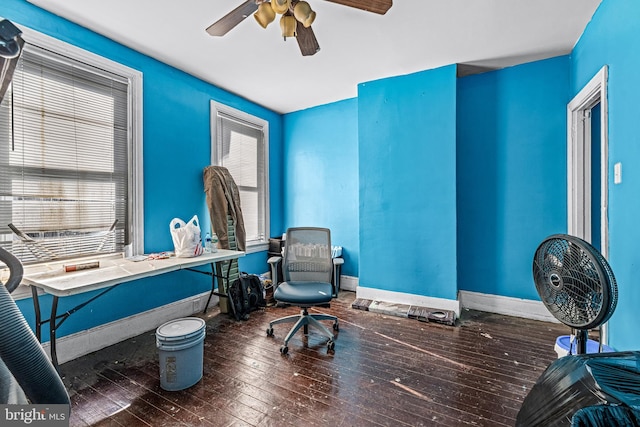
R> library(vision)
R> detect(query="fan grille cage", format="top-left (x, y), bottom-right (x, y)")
top-left (533, 235), bottom-right (617, 330)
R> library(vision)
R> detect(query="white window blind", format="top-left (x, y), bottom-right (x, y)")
top-left (0, 43), bottom-right (130, 263)
top-left (211, 102), bottom-right (269, 250)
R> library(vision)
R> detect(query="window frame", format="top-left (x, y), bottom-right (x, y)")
top-left (210, 101), bottom-right (269, 253)
top-left (2, 22), bottom-right (144, 261)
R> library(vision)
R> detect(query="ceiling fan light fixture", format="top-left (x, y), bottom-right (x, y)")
top-left (254, 2), bottom-right (276, 28)
top-left (271, 0), bottom-right (291, 15)
top-left (280, 14), bottom-right (297, 39)
top-left (293, 1), bottom-right (315, 28)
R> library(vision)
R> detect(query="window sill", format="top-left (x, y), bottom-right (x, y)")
top-left (246, 242), bottom-right (269, 254)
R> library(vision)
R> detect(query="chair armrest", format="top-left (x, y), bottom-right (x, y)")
top-left (268, 256), bottom-right (282, 265)
top-left (332, 258), bottom-right (344, 266)
top-left (267, 256), bottom-right (282, 287)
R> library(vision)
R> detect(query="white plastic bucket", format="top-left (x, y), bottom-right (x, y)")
top-left (156, 317), bottom-right (206, 391)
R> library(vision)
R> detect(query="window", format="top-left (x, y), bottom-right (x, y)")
top-left (0, 27), bottom-right (143, 264)
top-left (211, 101), bottom-right (269, 252)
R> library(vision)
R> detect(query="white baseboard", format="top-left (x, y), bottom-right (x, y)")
top-left (42, 291), bottom-right (216, 365)
top-left (340, 275), bottom-right (358, 292)
top-left (356, 286), bottom-right (461, 317)
top-left (458, 290), bottom-right (559, 323)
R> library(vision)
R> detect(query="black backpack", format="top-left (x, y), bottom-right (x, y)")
top-left (227, 272), bottom-right (266, 320)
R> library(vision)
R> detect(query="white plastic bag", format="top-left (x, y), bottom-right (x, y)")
top-left (170, 215), bottom-right (204, 258)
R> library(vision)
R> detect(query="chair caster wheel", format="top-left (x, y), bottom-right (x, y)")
top-left (333, 322), bottom-right (339, 332)
top-left (327, 340), bottom-right (335, 351)
top-left (266, 327), bottom-right (274, 337)
top-left (280, 345), bottom-right (288, 355)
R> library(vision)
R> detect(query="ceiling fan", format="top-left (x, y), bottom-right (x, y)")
top-left (205, 0), bottom-right (393, 56)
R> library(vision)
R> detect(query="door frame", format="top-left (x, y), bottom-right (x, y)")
top-left (567, 65), bottom-right (609, 259)
top-left (567, 65), bottom-right (610, 344)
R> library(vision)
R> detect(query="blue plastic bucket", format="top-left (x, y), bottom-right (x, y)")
top-left (156, 317), bottom-right (206, 391)
top-left (554, 335), bottom-right (614, 358)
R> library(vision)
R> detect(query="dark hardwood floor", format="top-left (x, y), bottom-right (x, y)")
top-left (59, 292), bottom-right (567, 426)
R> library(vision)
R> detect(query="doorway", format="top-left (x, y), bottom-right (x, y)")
top-left (567, 65), bottom-right (609, 341)
top-left (567, 66), bottom-right (608, 256)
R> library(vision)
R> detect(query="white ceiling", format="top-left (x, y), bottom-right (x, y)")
top-left (26, 0), bottom-right (601, 114)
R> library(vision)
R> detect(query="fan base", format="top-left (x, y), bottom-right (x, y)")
top-left (554, 335), bottom-right (614, 358)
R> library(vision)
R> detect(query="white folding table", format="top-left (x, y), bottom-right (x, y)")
top-left (21, 250), bottom-right (245, 369)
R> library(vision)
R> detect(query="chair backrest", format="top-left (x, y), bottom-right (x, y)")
top-left (283, 227), bottom-right (332, 283)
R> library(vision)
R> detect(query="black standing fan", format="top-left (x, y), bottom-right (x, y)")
top-left (532, 234), bottom-right (618, 354)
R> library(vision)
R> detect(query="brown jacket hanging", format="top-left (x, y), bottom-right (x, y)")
top-left (203, 166), bottom-right (246, 251)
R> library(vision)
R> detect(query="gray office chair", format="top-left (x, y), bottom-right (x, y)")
top-left (266, 227), bottom-right (339, 354)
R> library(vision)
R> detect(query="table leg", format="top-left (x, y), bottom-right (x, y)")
top-left (49, 296), bottom-right (60, 371)
top-left (30, 286), bottom-right (61, 371)
top-left (31, 286), bottom-right (42, 342)
top-left (203, 262), bottom-right (217, 313)
top-left (201, 260), bottom-right (233, 314)
top-left (36, 286), bottom-right (116, 371)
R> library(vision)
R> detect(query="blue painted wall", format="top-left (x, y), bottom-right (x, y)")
top-left (457, 57), bottom-right (569, 300)
top-left (282, 99), bottom-right (359, 276)
top-left (4, 0), bottom-right (283, 340)
top-left (357, 65), bottom-right (458, 300)
top-left (9, 0), bottom-right (637, 353)
top-left (571, 0), bottom-right (640, 350)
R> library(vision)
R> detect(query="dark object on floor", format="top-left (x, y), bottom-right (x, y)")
top-left (408, 306), bottom-right (456, 326)
top-left (351, 298), bottom-right (372, 310)
top-left (516, 351), bottom-right (640, 427)
top-left (351, 298), bottom-right (456, 327)
top-left (228, 272), bottom-right (265, 321)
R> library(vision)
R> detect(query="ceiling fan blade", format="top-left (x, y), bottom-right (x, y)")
top-left (296, 23), bottom-right (320, 56)
top-left (206, 0), bottom-right (259, 36)
top-left (324, 0), bottom-right (392, 15)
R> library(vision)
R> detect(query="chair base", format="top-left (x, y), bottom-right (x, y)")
top-left (268, 308), bottom-right (338, 352)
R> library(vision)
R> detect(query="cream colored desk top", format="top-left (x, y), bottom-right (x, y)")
top-left (22, 250), bottom-right (245, 297)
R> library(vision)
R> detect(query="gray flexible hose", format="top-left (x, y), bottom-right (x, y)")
top-left (0, 246), bottom-right (22, 293)
top-left (0, 247), bottom-right (70, 405)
